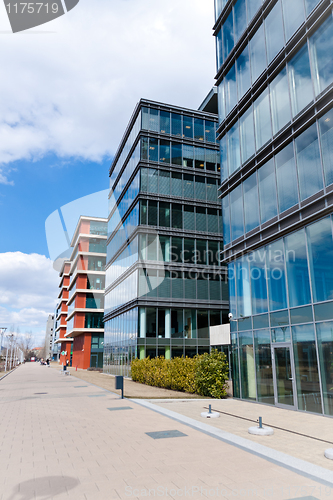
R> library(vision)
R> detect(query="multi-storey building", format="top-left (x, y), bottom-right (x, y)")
top-left (215, 0), bottom-right (333, 415)
top-left (104, 99), bottom-right (230, 376)
top-left (54, 261), bottom-right (72, 366)
top-left (44, 314), bottom-right (54, 360)
top-left (65, 216), bottom-right (107, 369)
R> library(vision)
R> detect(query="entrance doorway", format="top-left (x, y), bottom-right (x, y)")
top-left (90, 354), bottom-right (98, 368)
top-left (272, 344), bottom-right (297, 409)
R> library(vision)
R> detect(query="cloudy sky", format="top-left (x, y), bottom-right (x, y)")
top-left (0, 0), bottom-right (217, 345)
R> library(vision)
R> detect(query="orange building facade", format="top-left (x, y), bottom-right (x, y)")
top-left (65, 216), bottom-right (107, 369)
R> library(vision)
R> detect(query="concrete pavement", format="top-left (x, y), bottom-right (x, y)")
top-left (1, 363), bottom-right (333, 500)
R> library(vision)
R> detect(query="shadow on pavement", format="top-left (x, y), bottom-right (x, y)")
top-left (8, 476), bottom-right (79, 500)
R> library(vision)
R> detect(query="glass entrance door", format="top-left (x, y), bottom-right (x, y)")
top-left (272, 344), bottom-right (296, 408)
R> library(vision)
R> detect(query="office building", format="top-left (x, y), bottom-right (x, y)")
top-left (54, 261), bottom-right (73, 366)
top-left (65, 216), bottom-right (107, 369)
top-left (215, 0), bottom-right (333, 414)
top-left (104, 99), bottom-right (230, 376)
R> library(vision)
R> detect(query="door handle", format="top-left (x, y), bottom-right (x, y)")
top-left (289, 378), bottom-right (293, 381)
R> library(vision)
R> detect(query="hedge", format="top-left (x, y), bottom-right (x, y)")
top-left (131, 349), bottom-right (229, 398)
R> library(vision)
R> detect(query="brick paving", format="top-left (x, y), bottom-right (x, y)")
top-left (0, 363), bottom-right (333, 500)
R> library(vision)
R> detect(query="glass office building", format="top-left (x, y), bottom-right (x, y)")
top-left (215, 0), bottom-right (333, 414)
top-left (104, 99), bottom-right (229, 376)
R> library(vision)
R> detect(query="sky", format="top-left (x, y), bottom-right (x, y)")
top-left (0, 0), bottom-right (217, 346)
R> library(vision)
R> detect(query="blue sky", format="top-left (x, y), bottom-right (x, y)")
top-left (0, 0), bottom-right (216, 345)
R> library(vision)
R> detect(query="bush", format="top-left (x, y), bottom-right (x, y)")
top-left (131, 349), bottom-right (229, 398)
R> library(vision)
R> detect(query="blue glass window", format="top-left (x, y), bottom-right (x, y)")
top-left (288, 43), bottom-right (313, 117)
top-left (228, 262), bottom-right (237, 317)
top-left (285, 229), bottom-right (311, 307)
top-left (171, 113), bottom-right (182, 137)
top-left (149, 138), bottom-right (158, 162)
top-left (171, 142), bottom-right (182, 166)
top-left (318, 109), bottom-right (333, 187)
top-left (218, 82), bottom-right (225, 123)
top-left (234, 0), bottom-right (247, 42)
top-left (216, 28), bottom-right (223, 70)
top-left (281, 0), bottom-right (305, 41)
top-left (205, 121), bottom-right (216, 143)
top-left (258, 159), bottom-right (278, 224)
top-left (194, 118), bottom-right (204, 141)
top-left (250, 24), bottom-right (267, 83)
top-left (307, 217), bottom-right (333, 303)
top-left (270, 68), bottom-right (291, 135)
top-left (225, 64), bottom-right (237, 115)
top-left (254, 88), bottom-right (272, 150)
top-left (316, 321), bottom-right (333, 416)
top-left (295, 123), bottom-right (323, 201)
top-left (250, 250), bottom-right (268, 314)
top-left (160, 111), bottom-right (170, 135)
top-left (247, 0), bottom-right (262, 20)
top-left (236, 44), bottom-right (251, 100)
top-left (183, 116), bottom-right (193, 139)
top-left (265, 1), bottom-right (285, 64)
top-left (240, 107), bottom-right (255, 164)
top-left (227, 122), bottom-right (241, 174)
top-left (243, 171), bottom-right (259, 233)
top-left (230, 184), bottom-right (244, 241)
top-left (159, 140), bottom-right (170, 163)
top-left (236, 258), bottom-right (252, 317)
top-left (275, 143), bottom-right (299, 213)
top-left (223, 9), bottom-right (235, 61)
top-left (267, 240), bottom-right (288, 311)
top-left (310, 16), bottom-right (333, 96)
top-left (222, 195), bottom-right (231, 246)
top-left (149, 108), bottom-right (159, 132)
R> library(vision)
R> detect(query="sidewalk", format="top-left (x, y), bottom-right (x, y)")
top-left (0, 364), bottom-right (332, 500)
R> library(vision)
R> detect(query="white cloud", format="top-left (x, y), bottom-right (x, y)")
top-left (0, 253), bottom-right (59, 344)
top-left (0, 0), bottom-right (216, 181)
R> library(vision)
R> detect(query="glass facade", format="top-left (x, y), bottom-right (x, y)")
top-left (104, 100), bottom-right (227, 375)
top-left (217, 0), bottom-right (333, 414)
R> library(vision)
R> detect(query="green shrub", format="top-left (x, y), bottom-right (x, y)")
top-left (195, 349), bottom-right (229, 398)
top-left (131, 349), bottom-right (229, 398)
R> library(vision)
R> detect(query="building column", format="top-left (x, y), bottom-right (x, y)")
top-left (139, 308), bottom-right (146, 338)
top-left (165, 309), bottom-right (171, 339)
top-left (139, 346), bottom-right (145, 359)
top-left (165, 346), bottom-right (171, 360)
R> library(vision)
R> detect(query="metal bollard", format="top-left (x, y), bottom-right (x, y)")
top-left (208, 404), bottom-right (212, 414)
top-left (259, 416), bottom-right (263, 429)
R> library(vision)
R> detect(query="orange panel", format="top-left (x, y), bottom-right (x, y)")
top-left (72, 333), bottom-right (92, 369)
top-left (80, 220), bottom-right (90, 235)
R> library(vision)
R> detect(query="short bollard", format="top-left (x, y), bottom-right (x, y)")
top-left (201, 404), bottom-right (219, 419)
top-left (208, 404), bottom-right (212, 414)
top-left (115, 375), bottom-right (124, 399)
top-left (248, 416), bottom-right (274, 436)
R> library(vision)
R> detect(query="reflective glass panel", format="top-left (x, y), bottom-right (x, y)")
top-left (197, 310), bottom-right (209, 339)
top-left (183, 116), bottom-right (193, 139)
top-left (240, 106), bottom-right (255, 163)
top-left (247, 0), bottom-right (262, 20)
top-left (234, 0), bottom-right (247, 42)
top-left (230, 184), bottom-right (244, 241)
top-left (270, 68), bottom-right (291, 135)
top-left (295, 123), bottom-right (323, 201)
top-left (243, 172), bottom-right (259, 233)
top-left (160, 111), bottom-right (170, 135)
top-left (265, 1), bottom-right (284, 64)
top-left (237, 44), bottom-right (251, 99)
top-left (275, 143), bottom-right (299, 213)
top-left (250, 249), bottom-right (268, 314)
top-left (254, 88), bottom-right (272, 150)
top-left (318, 108), bottom-right (333, 187)
top-left (236, 257), bottom-right (251, 317)
top-left (159, 140), bottom-right (170, 163)
top-left (292, 325), bottom-right (322, 413)
top-left (285, 229), bottom-right (311, 307)
top-left (149, 137), bottom-right (158, 162)
top-left (307, 217), bottom-right (333, 303)
top-left (288, 43), bottom-right (313, 117)
top-left (304, 0), bottom-right (320, 15)
top-left (227, 122), bottom-right (241, 174)
top-left (273, 346), bottom-right (295, 406)
top-left (171, 113), bottom-right (182, 137)
top-left (216, 28), bottom-right (223, 69)
top-left (267, 240), bottom-right (288, 311)
top-left (250, 24), bottom-right (267, 83)
top-left (222, 195), bottom-right (231, 246)
top-left (258, 159), bottom-right (278, 224)
top-left (281, 0), bottom-right (305, 41)
top-left (316, 322), bottom-right (333, 416)
top-left (239, 331), bottom-right (256, 400)
top-left (223, 9), bottom-right (235, 61)
top-left (225, 64), bottom-right (237, 116)
top-left (254, 329), bottom-right (274, 404)
top-left (194, 118), bottom-right (204, 141)
top-left (310, 16), bottom-right (333, 96)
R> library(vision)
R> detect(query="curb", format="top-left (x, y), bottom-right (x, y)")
top-left (0, 366), bottom-right (17, 382)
